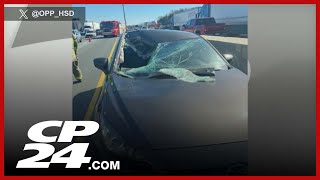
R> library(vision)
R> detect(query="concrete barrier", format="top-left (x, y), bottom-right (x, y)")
top-left (203, 35), bottom-right (248, 74)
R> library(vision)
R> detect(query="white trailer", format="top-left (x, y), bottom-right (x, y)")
top-left (202, 5), bottom-right (248, 36)
top-left (173, 7), bottom-right (201, 29)
top-left (83, 21), bottom-right (100, 32)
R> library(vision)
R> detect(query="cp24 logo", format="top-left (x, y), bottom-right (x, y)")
top-left (16, 120), bottom-right (99, 168)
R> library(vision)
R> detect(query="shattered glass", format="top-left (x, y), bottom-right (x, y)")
top-left (119, 36), bottom-right (228, 82)
top-left (125, 33), bottom-right (154, 60)
top-left (125, 39), bottom-right (226, 74)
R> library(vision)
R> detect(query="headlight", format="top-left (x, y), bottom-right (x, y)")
top-left (99, 113), bottom-right (146, 161)
top-left (100, 113), bottom-right (134, 157)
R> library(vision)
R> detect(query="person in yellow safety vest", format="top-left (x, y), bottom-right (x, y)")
top-left (72, 34), bottom-right (83, 82)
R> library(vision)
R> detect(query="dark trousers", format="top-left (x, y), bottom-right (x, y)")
top-left (73, 57), bottom-right (82, 81)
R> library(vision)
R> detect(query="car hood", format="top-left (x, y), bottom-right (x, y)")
top-left (112, 68), bottom-right (248, 149)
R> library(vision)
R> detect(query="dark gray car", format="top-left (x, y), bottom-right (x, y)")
top-left (93, 30), bottom-right (248, 174)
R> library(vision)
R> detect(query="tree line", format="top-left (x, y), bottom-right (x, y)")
top-left (157, 8), bottom-right (193, 25)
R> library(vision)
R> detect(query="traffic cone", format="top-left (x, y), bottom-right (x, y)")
top-left (88, 36), bottom-right (91, 42)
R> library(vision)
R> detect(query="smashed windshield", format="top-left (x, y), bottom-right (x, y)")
top-left (120, 36), bottom-right (228, 78)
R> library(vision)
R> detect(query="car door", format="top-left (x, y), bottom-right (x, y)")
top-left (203, 18), bottom-right (224, 34)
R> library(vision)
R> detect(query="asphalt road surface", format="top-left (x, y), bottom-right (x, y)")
top-left (73, 36), bottom-right (117, 121)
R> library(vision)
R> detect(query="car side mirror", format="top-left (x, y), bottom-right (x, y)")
top-left (93, 58), bottom-right (109, 75)
top-left (223, 54), bottom-right (234, 63)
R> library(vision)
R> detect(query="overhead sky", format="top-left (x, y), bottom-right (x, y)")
top-left (75, 4), bottom-right (202, 25)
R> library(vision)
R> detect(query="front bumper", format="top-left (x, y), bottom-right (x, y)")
top-left (94, 96), bottom-right (247, 174)
top-left (139, 141), bottom-right (247, 173)
top-left (102, 32), bottom-right (113, 36)
top-left (85, 33), bottom-right (96, 36)
top-left (95, 119), bottom-right (247, 174)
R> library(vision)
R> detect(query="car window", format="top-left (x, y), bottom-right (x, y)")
top-left (195, 20), bottom-right (202, 25)
top-left (206, 18), bottom-right (216, 24)
top-left (190, 19), bottom-right (195, 26)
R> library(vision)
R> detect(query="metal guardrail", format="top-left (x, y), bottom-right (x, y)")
top-left (202, 35), bottom-right (248, 45)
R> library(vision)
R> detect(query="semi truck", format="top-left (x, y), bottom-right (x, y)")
top-left (199, 4), bottom-right (248, 37)
top-left (83, 21), bottom-right (100, 33)
top-left (173, 7), bottom-right (201, 30)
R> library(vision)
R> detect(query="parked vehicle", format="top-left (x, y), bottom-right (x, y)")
top-left (173, 7), bottom-right (201, 29)
top-left (199, 4), bottom-right (248, 37)
top-left (80, 30), bottom-right (86, 36)
top-left (72, 29), bottom-right (82, 42)
top-left (84, 21), bottom-right (100, 33)
top-left (96, 29), bottom-right (103, 36)
top-left (181, 17), bottom-right (225, 35)
top-left (100, 21), bottom-right (122, 37)
top-left (85, 29), bottom-right (97, 38)
top-left (92, 30), bottom-right (248, 173)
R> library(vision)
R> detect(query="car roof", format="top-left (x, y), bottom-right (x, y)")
top-left (126, 30), bottom-right (199, 44)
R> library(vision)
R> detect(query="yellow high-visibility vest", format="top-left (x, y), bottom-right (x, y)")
top-left (72, 34), bottom-right (77, 62)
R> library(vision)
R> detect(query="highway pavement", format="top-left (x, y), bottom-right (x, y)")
top-left (73, 36), bottom-right (117, 121)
